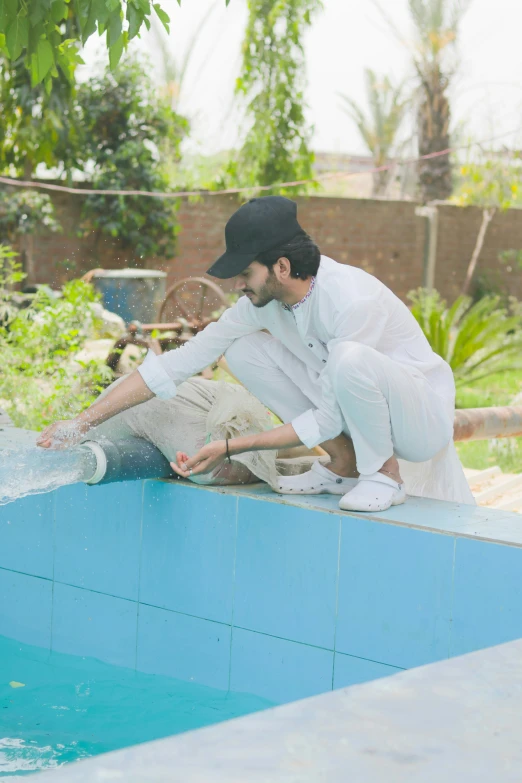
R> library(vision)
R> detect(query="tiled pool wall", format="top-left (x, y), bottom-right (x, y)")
top-left (1, 479), bottom-right (522, 705)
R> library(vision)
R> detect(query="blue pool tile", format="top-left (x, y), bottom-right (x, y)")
top-left (333, 652), bottom-right (403, 690)
top-left (139, 482), bottom-right (237, 624)
top-left (0, 568), bottom-right (52, 649)
top-left (230, 628), bottom-right (334, 704)
top-left (234, 498), bottom-right (340, 649)
top-left (54, 482), bottom-right (143, 601)
top-left (336, 517), bottom-right (454, 669)
top-left (137, 603), bottom-right (230, 690)
top-left (0, 493), bottom-right (54, 579)
top-left (51, 582), bottom-right (137, 668)
top-left (451, 538), bottom-right (522, 657)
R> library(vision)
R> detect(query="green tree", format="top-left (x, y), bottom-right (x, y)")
top-left (452, 153), bottom-right (520, 295)
top-left (149, 2), bottom-right (219, 115)
top-left (0, 0), bottom-right (164, 90)
top-left (227, 0), bottom-right (321, 194)
top-left (339, 69), bottom-right (409, 197)
top-left (0, 51), bottom-right (81, 179)
top-left (77, 56), bottom-right (189, 263)
top-left (0, 1), bottom-right (232, 90)
top-left (372, 0), bottom-right (471, 203)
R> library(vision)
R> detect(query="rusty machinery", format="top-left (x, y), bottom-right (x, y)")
top-left (101, 276), bottom-right (231, 373)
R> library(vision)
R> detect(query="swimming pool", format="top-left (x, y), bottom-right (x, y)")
top-left (0, 634), bottom-right (272, 777)
top-left (3, 477), bottom-right (522, 778)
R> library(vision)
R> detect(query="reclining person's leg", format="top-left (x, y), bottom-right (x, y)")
top-left (87, 376), bottom-right (258, 486)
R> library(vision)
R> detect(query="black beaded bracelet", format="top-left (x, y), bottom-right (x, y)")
top-left (225, 438), bottom-right (232, 463)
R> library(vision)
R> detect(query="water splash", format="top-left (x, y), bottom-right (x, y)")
top-left (0, 441), bottom-right (97, 506)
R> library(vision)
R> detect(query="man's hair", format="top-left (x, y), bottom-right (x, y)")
top-left (256, 231), bottom-right (321, 280)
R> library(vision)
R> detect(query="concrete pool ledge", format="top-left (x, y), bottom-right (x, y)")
top-left (34, 636), bottom-right (522, 782)
top-left (161, 477), bottom-right (522, 546)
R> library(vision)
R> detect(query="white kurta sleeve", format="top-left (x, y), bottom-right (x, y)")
top-left (138, 296), bottom-right (261, 399)
top-left (291, 295), bottom-right (388, 448)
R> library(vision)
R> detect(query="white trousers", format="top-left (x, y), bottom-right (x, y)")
top-left (225, 332), bottom-right (475, 504)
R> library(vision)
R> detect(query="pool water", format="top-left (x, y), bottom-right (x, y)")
top-left (0, 635), bottom-right (274, 778)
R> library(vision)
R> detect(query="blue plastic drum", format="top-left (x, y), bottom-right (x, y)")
top-left (91, 269), bottom-right (167, 324)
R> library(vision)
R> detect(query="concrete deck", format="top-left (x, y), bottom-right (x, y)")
top-left (34, 637), bottom-right (522, 782)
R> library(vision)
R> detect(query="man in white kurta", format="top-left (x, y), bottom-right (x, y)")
top-left (135, 198), bottom-right (474, 511)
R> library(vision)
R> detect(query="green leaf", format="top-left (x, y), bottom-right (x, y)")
top-left (108, 30), bottom-right (124, 68)
top-left (30, 37), bottom-right (54, 84)
top-left (4, 0), bottom-right (18, 19)
top-left (6, 14), bottom-right (28, 59)
top-left (29, 4), bottom-right (45, 25)
top-left (153, 2), bottom-right (169, 32)
top-left (50, 1), bottom-right (68, 23)
top-left (94, 0), bottom-right (111, 28)
top-left (107, 8), bottom-right (122, 46)
top-left (105, 0), bottom-right (120, 11)
top-left (82, 2), bottom-right (99, 40)
top-left (126, 3), bottom-right (142, 39)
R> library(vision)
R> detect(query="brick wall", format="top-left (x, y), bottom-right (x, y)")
top-left (171, 196), bottom-right (425, 302)
top-left (435, 204), bottom-right (522, 302)
top-left (19, 192), bottom-right (522, 304)
top-left (19, 190), bottom-right (133, 287)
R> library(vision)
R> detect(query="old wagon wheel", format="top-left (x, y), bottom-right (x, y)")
top-left (158, 276), bottom-right (230, 324)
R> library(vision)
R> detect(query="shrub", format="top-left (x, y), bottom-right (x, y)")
top-left (0, 245), bottom-right (113, 430)
top-left (408, 287), bottom-right (522, 386)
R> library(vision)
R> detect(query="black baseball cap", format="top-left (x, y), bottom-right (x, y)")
top-left (206, 196), bottom-right (303, 279)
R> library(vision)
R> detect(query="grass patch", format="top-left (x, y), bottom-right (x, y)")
top-left (456, 438), bottom-right (522, 474)
top-left (456, 369), bottom-right (522, 473)
top-left (456, 369), bottom-right (522, 408)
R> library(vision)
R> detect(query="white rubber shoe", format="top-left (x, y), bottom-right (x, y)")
top-left (276, 460), bottom-right (356, 495)
top-left (339, 472), bottom-right (406, 513)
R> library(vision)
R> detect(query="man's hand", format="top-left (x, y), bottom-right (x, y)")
top-left (170, 441), bottom-right (227, 478)
top-left (36, 419), bottom-right (91, 450)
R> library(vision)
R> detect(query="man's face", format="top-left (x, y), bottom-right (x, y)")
top-left (234, 261), bottom-right (284, 308)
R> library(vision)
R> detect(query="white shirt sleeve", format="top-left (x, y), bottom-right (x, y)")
top-left (138, 296), bottom-right (261, 399)
top-left (291, 294), bottom-right (388, 448)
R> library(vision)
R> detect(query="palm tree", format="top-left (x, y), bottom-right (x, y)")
top-left (372, 0), bottom-right (471, 203)
top-left (148, 2), bottom-right (219, 114)
top-left (339, 69), bottom-right (409, 197)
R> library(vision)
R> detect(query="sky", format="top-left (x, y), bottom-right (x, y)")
top-left (81, 0), bottom-right (522, 157)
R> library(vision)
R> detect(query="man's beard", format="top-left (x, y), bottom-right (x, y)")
top-left (248, 274), bottom-right (283, 308)
top-left (250, 286), bottom-right (275, 308)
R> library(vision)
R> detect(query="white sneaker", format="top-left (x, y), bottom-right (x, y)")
top-left (276, 460), bottom-right (356, 495)
top-left (339, 472), bottom-right (406, 513)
